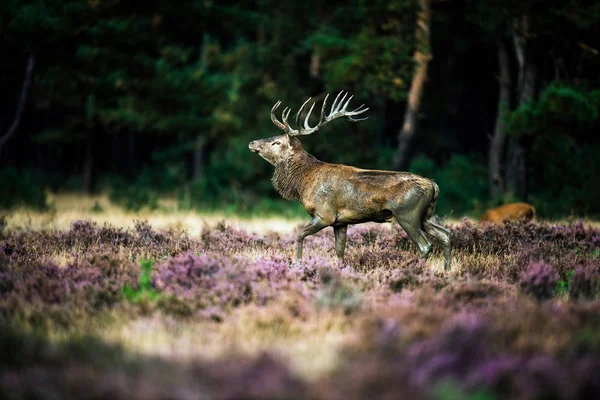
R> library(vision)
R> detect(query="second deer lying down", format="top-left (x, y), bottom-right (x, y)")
top-left (481, 203), bottom-right (536, 224)
top-left (249, 92), bottom-right (452, 270)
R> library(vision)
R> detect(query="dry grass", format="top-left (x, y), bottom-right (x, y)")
top-left (4, 193), bottom-right (303, 235)
top-left (86, 308), bottom-right (353, 381)
top-left (5, 193), bottom-right (598, 236)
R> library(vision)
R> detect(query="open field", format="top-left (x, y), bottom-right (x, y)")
top-left (2, 195), bottom-right (600, 399)
top-left (3, 193), bottom-right (304, 235)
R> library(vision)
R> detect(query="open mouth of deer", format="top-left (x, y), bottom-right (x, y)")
top-left (248, 141), bottom-right (260, 154)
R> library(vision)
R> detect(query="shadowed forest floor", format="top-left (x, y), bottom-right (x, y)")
top-left (1, 197), bottom-right (600, 399)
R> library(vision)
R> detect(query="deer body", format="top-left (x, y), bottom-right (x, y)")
top-left (250, 92), bottom-right (451, 270)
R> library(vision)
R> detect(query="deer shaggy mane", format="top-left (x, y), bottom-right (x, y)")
top-left (272, 147), bottom-right (322, 201)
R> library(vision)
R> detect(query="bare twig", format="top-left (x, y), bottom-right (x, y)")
top-left (0, 53), bottom-right (35, 158)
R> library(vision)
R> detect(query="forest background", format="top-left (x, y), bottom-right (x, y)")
top-left (1, 0), bottom-right (599, 219)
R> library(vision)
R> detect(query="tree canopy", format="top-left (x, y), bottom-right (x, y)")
top-left (1, 0), bottom-right (599, 217)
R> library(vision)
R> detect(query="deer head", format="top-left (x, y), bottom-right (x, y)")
top-left (248, 91), bottom-right (369, 165)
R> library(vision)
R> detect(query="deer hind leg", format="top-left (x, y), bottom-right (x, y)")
top-left (333, 225), bottom-right (347, 259)
top-left (296, 216), bottom-right (330, 261)
top-left (422, 220), bottom-right (451, 270)
top-left (421, 188), bottom-right (452, 270)
top-left (392, 201), bottom-right (433, 260)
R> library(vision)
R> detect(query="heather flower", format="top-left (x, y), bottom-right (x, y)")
top-left (519, 261), bottom-right (559, 301)
top-left (152, 252), bottom-right (254, 311)
top-left (464, 355), bottom-right (567, 399)
top-left (407, 313), bottom-right (488, 386)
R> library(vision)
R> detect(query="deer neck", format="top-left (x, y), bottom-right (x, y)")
top-left (272, 147), bottom-right (322, 201)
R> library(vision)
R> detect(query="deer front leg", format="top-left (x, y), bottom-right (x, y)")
top-left (296, 216), bottom-right (329, 261)
top-left (333, 225), bottom-right (347, 259)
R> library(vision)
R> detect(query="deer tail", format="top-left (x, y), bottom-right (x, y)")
top-left (424, 181), bottom-right (439, 221)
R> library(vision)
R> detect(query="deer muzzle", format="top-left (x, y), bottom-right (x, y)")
top-left (248, 141), bottom-right (260, 153)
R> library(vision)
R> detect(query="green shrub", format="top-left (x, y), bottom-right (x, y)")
top-left (0, 167), bottom-right (47, 210)
top-left (555, 270), bottom-right (575, 298)
top-left (122, 260), bottom-right (158, 303)
top-left (106, 175), bottom-right (160, 212)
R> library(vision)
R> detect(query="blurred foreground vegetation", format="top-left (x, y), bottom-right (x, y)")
top-left (2, 220), bottom-right (600, 398)
top-left (1, 1), bottom-right (600, 218)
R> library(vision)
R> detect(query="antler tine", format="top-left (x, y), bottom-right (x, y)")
top-left (282, 107), bottom-right (292, 127)
top-left (331, 92), bottom-right (348, 115)
top-left (330, 91), bottom-right (344, 115)
top-left (348, 114), bottom-right (369, 122)
top-left (340, 95), bottom-right (354, 112)
top-left (319, 93), bottom-right (330, 124)
top-left (295, 97), bottom-right (312, 128)
top-left (303, 102), bottom-right (316, 130)
top-left (270, 101), bottom-right (286, 131)
top-left (347, 103), bottom-right (369, 121)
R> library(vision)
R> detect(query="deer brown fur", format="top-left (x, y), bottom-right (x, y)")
top-left (249, 92), bottom-right (452, 270)
top-left (480, 202), bottom-right (535, 224)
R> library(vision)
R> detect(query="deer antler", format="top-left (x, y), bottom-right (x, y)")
top-left (270, 91), bottom-right (369, 137)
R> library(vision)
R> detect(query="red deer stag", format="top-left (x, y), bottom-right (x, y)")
top-left (249, 92), bottom-right (452, 270)
top-left (480, 202), bottom-right (535, 224)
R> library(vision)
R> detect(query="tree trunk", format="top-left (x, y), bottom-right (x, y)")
top-left (310, 46), bottom-right (320, 78)
top-left (488, 39), bottom-right (511, 199)
top-left (0, 54), bottom-right (35, 160)
top-left (505, 12), bottom-right (536, 201)
top-left (393, 0), bottom-right (432, 171)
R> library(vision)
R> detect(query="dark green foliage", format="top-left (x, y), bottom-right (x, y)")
top-left (433, 382), bottom-right (497, 400)
top-left (409, 154), bottom-right (488, 217)
top-left (106, 175), bottom-right (160, 212)
top-left (0, 168), bottom-right (47, 210)
top-left (507, 83), bottom-right (600, 140)
top-left (555, 270), bottom-right (575, 298)
top-left (2, 1), bottom-right (600, 218)
top-left (122, 260), bottom-right (158, 303)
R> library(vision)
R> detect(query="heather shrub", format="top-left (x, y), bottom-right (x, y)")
top-left (200, 221), bottom-right (268, 253)
top-left (519, 261), bottom-right (559, 301)
top-left (463, 355), bottom-right (568, 399)
top-left (569, 264), bottom-right (600, 300)
top-left (439, 282), bottom-right (509, 310)
top-left (0, 250), bottom-right (8, 272)
top-left (197, 353), bottom-right (308, 399)
top-left (316, 269), bottom-right (361, 314)
top-left (2, 218), bottom-right (600, 399)
top-left (152, 252), bottom-right (254, 312)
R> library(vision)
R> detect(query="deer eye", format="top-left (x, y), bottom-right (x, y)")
top-left (272, 141), bottom-right (281, 146)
